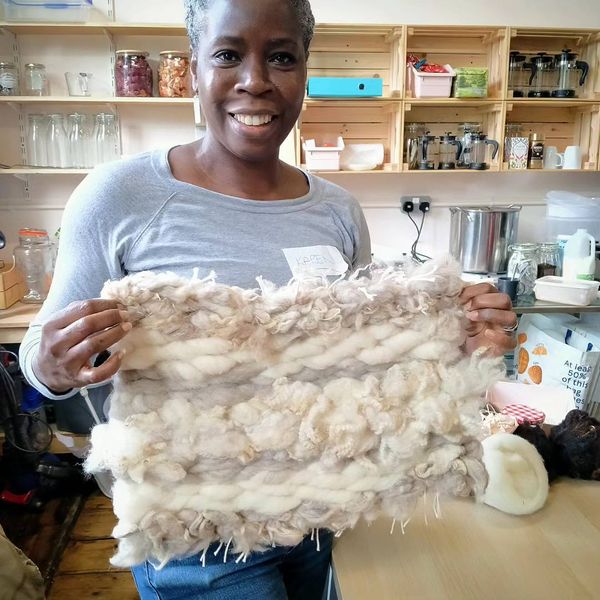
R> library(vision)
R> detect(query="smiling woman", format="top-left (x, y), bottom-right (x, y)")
top-left (18, 0), bottom-right (517, 599)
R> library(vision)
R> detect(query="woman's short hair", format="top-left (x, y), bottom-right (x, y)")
top-left (183, 0), bottom-right (315, 54)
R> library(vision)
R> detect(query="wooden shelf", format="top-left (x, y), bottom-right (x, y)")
top-left (0, 96), bottom-right (194, 105)
top-left (404, 98), bottom-right (502, 107)
top-left (0, 168), bottom-right (91, 175)
top-left (515, 298), bottom-right (600, 314)
top-left (0, 21), bottom-right (187, 35)
top-left (0, 302), bottom-right (40, 343)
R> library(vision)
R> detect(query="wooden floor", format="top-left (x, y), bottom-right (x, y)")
top-left (48, 492), bottom-right (139, 599)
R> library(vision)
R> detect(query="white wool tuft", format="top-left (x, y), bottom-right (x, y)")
top-left (481, 433), bottom-right (549, 515)
top-left (85, 256), bottom-right (504, 567)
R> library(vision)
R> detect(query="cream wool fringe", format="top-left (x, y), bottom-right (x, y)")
top-left (84, 257), bottom-right (504, 568)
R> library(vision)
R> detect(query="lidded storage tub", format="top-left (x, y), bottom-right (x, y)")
top-left (3, 0), bottom-right (93, 22)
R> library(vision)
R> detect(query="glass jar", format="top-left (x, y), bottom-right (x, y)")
top-left (23, 63), bottom-right (49, 96)
top-left (404, 122), bottom-right (427, 169)
top-left (0, 62), bottom-right (19, 96)
top-left (14, 228), bottom-right (55, 304)
top-left (158, 51), bottom-right (191, 98)
top-left (46, 113), bottom-right (69, 168)
top-left (27, 114), bottom-right (48, 167)
top-left (115, 50), bottom-right (153, 97)
top-left (536, 242), bottom-right (560, 278)
top-left (93, 112), bottom-right (120, 164)
top-left (507, 243), bottom-right (539, 298)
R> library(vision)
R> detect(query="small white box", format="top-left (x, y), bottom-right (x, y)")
top-left (410, 64), bottom-right (455, 98)
top-left (303, 137), bottom-right (345, 171)
top-left (534, 276), bottom-right (600, 306)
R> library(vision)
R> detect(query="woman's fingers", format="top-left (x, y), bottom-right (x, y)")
top-left (77, 350), bottom-right (125, 387)
top-left (465, 306), bottom-right (518, 329)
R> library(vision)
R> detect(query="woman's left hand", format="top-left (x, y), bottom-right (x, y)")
top-left (459, 283), bottom-right (518, 356)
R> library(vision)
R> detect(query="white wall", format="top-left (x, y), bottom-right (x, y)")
top-left (1, 0), bottom-right (600, 264)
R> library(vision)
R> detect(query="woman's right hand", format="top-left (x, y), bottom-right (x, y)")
top-left (32, 299), bottom-right (132, 394)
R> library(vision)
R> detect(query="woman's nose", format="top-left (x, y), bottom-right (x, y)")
top-left (234, 58), bottom-right (274, 95)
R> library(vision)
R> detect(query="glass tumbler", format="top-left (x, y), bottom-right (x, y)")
top-left (46, 113), bottom-right (69, 168)
top-left (507, 243), bottom-right (539, 298)
top-left (93, 112), bottom-right (120, 164)
top-left (27, 114), bottom-right (48, 167)
top-left (13, 228), bottom-right (55, 304)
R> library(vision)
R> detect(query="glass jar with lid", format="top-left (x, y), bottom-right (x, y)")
top-left (115, 50), bottom-right (153, 97)
top-left (23, 63), bottom-right (49, 96)
top-left (536, 242), bottom-right (560, 278)
top-left (13, 228), bottom-right (55, 304)
top-left (158, 51), bottom-right (191, 98)
top-left (0, 62), bottom-right (19, 96)
top-left (507, 243), bottom-right (539, 298)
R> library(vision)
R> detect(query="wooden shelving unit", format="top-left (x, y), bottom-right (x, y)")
top-left (1, 22), bottom-right (600, 175)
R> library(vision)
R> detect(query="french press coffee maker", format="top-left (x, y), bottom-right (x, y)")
top-left (438, 133), bottom-right (462, 169)
top-left (552, 49), bottom-right (589, 98)
top-left (508, 51), bottom-right (532, 97)
top-left (466, 134), bottom-right (499, 170)
top-left (528, 53), bottom-right (554, 98)
top-left (457, 122), bottom-right (482, 168)
top-left (405, 122), bottom-right (427, 170)
top-left (418, 134), bottom-right (438, 170)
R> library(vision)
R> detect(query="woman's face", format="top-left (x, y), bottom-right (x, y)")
top-left (193, 0), bottom-right (308, 163)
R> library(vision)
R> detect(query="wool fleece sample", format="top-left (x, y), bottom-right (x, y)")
top-left (85, 257), bottom-right (504, 568)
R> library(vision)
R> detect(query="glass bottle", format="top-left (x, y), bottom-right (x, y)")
top-left (536, 242), bottom-right (560, 278)
top-left (507, 243), bottom-right (539, 298)
top-left (13, 228), bottom-right (55, 304)
top-left (93, 112), bottom-right (120, 165)
top-left (23, 63), bottom-right (49, 96)
top-left (0, 62), bottom-right (19, 96)
top-left (46, 113), bottom-right (69, 168)
top-left (27, 114), bottom-right (48, 167)
top-left (67, 112), bottom-right (91, 168)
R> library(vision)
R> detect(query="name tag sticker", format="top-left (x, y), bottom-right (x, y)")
top-left (282, 245), bottom-right (349, 279)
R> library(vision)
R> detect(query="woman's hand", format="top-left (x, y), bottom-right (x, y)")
top-left (460, 283), bottom-right (518, 356)
top-left (32, 299), bottom-right (132, 394)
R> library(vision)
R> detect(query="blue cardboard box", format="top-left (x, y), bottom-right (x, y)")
top-left (307, 77), bottom-right (383, 98)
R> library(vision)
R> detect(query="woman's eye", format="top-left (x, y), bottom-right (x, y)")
top-left (214, 50), bottom-right (240, 63)
top-left (270, 53), bottom-right (296, 65)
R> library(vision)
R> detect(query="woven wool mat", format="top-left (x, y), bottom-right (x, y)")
top-left (85, 257), bottom-right (504, 567)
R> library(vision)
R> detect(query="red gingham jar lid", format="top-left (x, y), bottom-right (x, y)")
top-left (501, 404), bottom-right (545, 425)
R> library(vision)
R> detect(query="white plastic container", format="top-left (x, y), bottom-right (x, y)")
top-left (534, 276), bottom-right (599, 306)
top-left (545, 190), bottom-right (600, 240)
top-left (562, 229), bottom-right (596, 281)
top-left (410, 64), bottom-right (455, 98)
top-left (303, 137), bottom-right (344, 171)
top-left (3, 0), bottom-right (93, 22)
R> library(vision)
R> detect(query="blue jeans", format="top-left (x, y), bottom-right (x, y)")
top-left (131, 531), bottom-right (333, 600)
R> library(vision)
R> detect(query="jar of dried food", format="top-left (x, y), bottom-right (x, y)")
top-left (115, 50), bottom-right (153, 97)
top-left (0, 62), bottom-right (19, 96)
top-left (158, 51), bottom-right (191, 98)
top-left (536, 242), bottom-right (560, 278)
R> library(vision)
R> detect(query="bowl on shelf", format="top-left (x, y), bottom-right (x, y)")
top-left (340, 143), bottom-right (384, 171)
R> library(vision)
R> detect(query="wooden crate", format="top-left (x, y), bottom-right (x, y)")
top-left (309, 25), bottom-right (404, 98)
top-left (405, 26), bottom-right (509, 99)
top-left (298, 100), bottom-right (402, 172)
top-left (0, 261), bottom-right (25, 309)
top-left (504, 101), bottom-right (600, 170)
top-left (403, 101), bottom-right (504, 171)
top-left (509, 28), bottom-right (600, 100)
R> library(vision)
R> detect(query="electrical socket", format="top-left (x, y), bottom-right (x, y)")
top-left (401, 195), bottom-right (432, 212)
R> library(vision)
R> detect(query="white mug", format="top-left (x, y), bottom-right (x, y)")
top-left (563, 145), bottom-right (582, 170)
top-left (543, 146), bottom-right (563, 169)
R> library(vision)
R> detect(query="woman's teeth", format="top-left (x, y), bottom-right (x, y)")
top-left (233, 114), bottom-right (273, 126)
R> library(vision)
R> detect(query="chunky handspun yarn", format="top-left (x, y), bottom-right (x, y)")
top-left (85, 257), bottom-right (504, 567)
